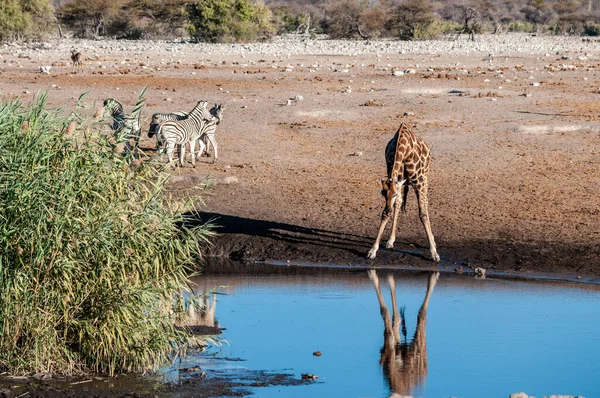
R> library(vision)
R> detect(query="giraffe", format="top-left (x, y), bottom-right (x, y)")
top-left (367, 123), bottom-right (440, 262)
top-left (368, 270), bottom-right (439, 397)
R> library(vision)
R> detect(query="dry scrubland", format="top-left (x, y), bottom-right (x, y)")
top-left (1, 34), bottom-right (599, 278)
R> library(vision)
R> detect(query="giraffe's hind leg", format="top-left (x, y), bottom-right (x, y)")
top-left (401, 184), bottom-right (409, 212)
top-left (415, 183), bottom-right (440, 262)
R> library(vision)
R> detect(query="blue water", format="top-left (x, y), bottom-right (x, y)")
top-left (185, 271), bottom-right (600, 398)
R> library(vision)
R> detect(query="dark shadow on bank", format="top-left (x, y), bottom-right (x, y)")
top-left (185, 211), bottom-right (373, 257)
top-left (183, 212), bottom-right (438, 264)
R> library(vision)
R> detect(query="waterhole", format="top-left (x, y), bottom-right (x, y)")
top-left (173, 265), bottom-right (599, 398)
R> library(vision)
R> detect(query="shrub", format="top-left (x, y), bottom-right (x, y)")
top-left (0, 92), bottom-right (212, 375)
top-left (323, 0), bottom-right (365, 39)
top-left (388, 0), bottom-right (434, 40)
top-left (507, 21), bottom-right (537, 33)
top-left (0, 0), bottom-right (54, 42)
top-left (270, 4), bottom-right (308, 34)
top-left (57, 0), bottom-right (122, 38)
top-left (584, 21), bottom-right (600, 35)
top-left (187, 0), bottom-right (275, 43)
top-left (128, 0), bottom-right (191, 39)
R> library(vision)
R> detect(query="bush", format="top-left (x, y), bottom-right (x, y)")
top-left (507, 21), bottom-right (537, 33)
top-left (388, 0), bottom-right (434, 40)
top-left (57, 0), bottom-right (122, 38)
top-left (0, 0), bottom-right (54, 42)
top-left (323, 0), bottom-right (365, 39)
top-left (0, 93), bottom-right (212, 375)
top-left (270, 4), bottom-right (308, 34)
top-left (187, 0), bottom-right (275, 43)
top-left (584, 21), bottom-right (600, 35)
top-left (128, 0), bottom-right (191, 39)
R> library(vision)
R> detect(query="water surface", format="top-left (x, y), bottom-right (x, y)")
top-left (180, 268), bottom-right (599, 398)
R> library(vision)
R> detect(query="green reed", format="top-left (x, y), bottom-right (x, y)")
top-left (0, 92), bottom-right (212, 375)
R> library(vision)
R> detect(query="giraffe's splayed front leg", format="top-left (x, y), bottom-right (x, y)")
top-left (367, 245), bottom-right (379, 259)
top-left (430, 247), bottom-right (440, 262)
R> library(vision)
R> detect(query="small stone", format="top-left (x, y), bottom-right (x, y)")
top-left (474, 267), bottom-right (486, 278)
top-left (392, 70), bottom-right (404, 76)
top-left (349, 151), bottom-right (363, 157)
top-left (404, 111), bottom-right (415, 116)
top-left (222, 176), bottom-right (238, 184)
top-left (532, 82), bottom-right (540, 87)
top-left (181, 366), bottom-right (202, 372)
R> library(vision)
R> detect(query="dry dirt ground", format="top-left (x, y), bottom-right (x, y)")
top-left (1, 37), bottom-right (599, 280)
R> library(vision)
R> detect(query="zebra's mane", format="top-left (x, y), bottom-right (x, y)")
top-left (103, 98), bottom-right (124, 116)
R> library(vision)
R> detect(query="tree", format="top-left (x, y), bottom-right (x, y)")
top-left (388, 0), bottom-right (434, 40)
top-left (187, 0), bottom-right (275, 42)
top-left (324, 0), bottom-right (365, 39)
top-left (57, 0), bottom-right (122, 38)
top-left (0, 0), bottom-right (54, 42)
top-left (129, 0), bottom-right (191, 37)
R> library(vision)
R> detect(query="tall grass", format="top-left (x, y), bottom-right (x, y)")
top-left (0, 93), bottom-right (212, 376)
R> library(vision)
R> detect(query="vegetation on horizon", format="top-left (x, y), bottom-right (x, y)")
top-left (0, 92), bottom-right (212, 375)
top-left (3, 0), bottom-right (600, 42)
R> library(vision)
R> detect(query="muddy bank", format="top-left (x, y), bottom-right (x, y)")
top-left (193, 211), bottom-right (600, 280)
top-left (0, 367), bottom-right (312, 398)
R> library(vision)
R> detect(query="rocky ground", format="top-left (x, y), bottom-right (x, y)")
top-left (1, 33), bottom-right (599, 280)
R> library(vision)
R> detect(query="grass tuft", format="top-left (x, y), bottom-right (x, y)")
top-left (0, 92), bottom-right (212, 376)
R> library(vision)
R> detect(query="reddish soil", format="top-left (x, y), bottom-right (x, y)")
top-left (2, 46), bottom-right (599, 280)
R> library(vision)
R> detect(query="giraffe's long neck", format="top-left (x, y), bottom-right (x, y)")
top-left (390, 123), bottom-right (410, 179)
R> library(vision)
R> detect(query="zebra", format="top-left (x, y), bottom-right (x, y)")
top-left (195, 103), bottom-right (226, 164)
top-left (155, 100), bottom-right (212, 166)
top-left (148, 111), bottom-right (187, 138)
top-left (103, 98), bottom-right (141, 156)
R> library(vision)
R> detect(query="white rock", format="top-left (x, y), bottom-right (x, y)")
top-left (222, 176), bottom-right (238, 184)
top-left (510, 393), bottom-right (529, 398)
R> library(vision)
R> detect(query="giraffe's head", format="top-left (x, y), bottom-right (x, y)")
top-left (380, 178), bottom-right (406, 216)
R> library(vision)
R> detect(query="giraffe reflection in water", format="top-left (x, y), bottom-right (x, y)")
top-left (368, 270), bottom-right (439, 397)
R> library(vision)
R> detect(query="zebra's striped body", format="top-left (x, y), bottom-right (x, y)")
top-left (156, 101), bottom-right (211, 166)
top-left (195, 103), bottom-right (226, 164)
top-left (148, 111), bottom-right (187, 138)
top-left (103, 98), bottom-right (141, 156)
